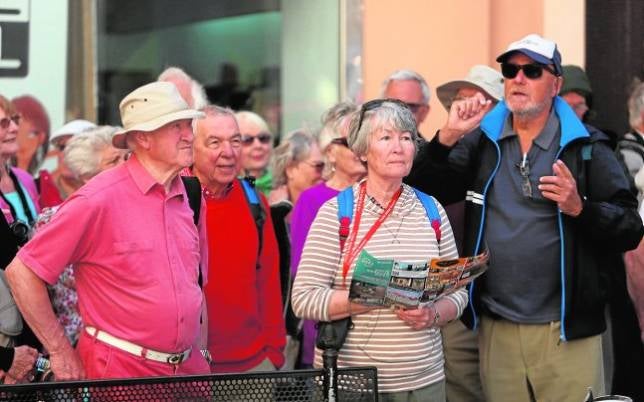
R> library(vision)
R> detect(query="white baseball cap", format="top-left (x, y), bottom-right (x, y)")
top-left (50, 119), bottom-right (97, 147)
top-left (496, 34), bottom-right (563, 75)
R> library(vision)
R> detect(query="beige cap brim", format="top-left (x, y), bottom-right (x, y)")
top-left (436, 80), bottom-right (502, 112)
top-left (112, 108), bottom-right (205, 149)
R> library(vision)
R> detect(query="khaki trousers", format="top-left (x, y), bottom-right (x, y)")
top-left (380, 380), bottom-right (446, 402)
top-left (441, 320), bottom-right (485, 402)
top-left (479, 316), bottom-right (604, 402)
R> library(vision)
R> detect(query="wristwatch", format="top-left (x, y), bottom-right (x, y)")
top-left (200, 349), bottom-right (213, 364)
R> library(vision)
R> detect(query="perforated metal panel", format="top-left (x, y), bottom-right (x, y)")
top-left (0, 367), bottom-right (378, 401)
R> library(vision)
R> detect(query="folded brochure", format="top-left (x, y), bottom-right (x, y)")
top-left (348, 249), bottom-right (489, 308)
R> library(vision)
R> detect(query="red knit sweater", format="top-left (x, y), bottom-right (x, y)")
top-left (204, 181), bottom-right (285, 373)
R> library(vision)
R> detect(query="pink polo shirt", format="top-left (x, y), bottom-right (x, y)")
top-left (18, 155), bottom-right (208, 377)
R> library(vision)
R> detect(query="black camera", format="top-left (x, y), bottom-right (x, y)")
top-left (9, 220), bottom-right (30, 246)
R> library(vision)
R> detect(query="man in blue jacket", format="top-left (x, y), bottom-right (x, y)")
top-left (406, 34), bottom-right (643, 401)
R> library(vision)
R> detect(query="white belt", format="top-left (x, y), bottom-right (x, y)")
top-left (85, 326), bottom-right (191, 365)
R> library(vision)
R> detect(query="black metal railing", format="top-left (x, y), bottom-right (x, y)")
top-left (0, 366), bottom-right (378, 401)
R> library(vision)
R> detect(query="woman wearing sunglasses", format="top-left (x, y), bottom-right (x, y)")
top-left (0, 95), bottom-right (41, 245)
top-left (236, 111), bottom-right (274, 195)
top-left (269, 130), bottom-right (324, 207)
top-left (288, 102), bottom-right (366, 369)
top-left (292, 99), bottom-right (466, 401)
top-left (0, 95), bottom-right (42, 354)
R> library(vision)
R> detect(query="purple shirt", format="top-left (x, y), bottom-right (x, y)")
top-left (289, 182), bottom-right (341, 365)
top-left (290, 182), bottom-right (341, 275)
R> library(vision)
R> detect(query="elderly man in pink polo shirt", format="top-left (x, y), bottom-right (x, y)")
top-left (5, 82), bottom-right (210, 380)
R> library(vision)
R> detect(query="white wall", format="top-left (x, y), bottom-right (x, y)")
top-left (281, 0), bottom-right (340, 135)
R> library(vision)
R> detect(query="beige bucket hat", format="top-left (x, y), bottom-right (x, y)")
top-left (436, 65), bottom-right (504, 112)
top-left (112, 81), bottom-right (205, 149)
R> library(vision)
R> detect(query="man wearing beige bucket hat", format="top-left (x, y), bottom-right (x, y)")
top-left (5, 81), bottom-right (211, 380)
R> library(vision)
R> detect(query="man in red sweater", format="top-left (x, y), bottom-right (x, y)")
top-left (191, 105), bottom-right (285, 373)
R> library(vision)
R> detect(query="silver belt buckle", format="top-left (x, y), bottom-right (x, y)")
top-left (167, 350), bottom-right (188, 365)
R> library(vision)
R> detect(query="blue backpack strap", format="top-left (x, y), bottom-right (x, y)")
top-left (412, 188), bottom-right (442, 244)
top-left (240, 178), bottom-right (260, 204)
top-left (240, 178), bottom-right (265, 269)
top-left (336, 187), bottom-right (354, 253)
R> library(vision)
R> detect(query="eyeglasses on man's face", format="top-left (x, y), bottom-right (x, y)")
top-left (403, 102), bottom-right (426, 114)
top-left (0, 114), bottom-right (20, 129)
top-left (241, 133), bottom-right (272, 146)
top-left (501, 63), bottom-right (557, 80)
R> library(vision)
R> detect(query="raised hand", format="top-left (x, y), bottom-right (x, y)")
top-left (438, 92), bottom-right (492, 146)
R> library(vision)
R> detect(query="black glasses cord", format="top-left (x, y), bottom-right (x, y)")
top-left (0, 168), bottom-right (35, 225)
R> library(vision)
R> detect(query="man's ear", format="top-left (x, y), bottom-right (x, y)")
top-left (131, 131), bottom-right (151, 150)
top-left (553, 76), bottom-right (564, 97)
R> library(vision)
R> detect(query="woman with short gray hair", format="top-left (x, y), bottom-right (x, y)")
top-left (269, 130), bottom-right (323, 206)
top-left (292, 99), bottom-right (465, 401)
top-left (64, 126), bottom-right (128, 182)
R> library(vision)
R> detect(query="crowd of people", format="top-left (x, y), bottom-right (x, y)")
top-left (0, 33), bottom-right (643, 401)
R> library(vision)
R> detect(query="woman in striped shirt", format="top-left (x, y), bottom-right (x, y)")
top-left (291, 99), bottom-right (468, 401)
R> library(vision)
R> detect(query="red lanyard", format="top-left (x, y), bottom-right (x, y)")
top-left (341, 181), bottom-right (403, 284)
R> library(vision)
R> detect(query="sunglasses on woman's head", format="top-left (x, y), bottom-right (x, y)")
top-left (501, 63), bottom-right (558, 80)
top-left (241, 133), bottom-right (272, 146)
top-left (356, 98), bottom-right (411, 133)
top-left (0, 114), bottom-right (20, 129)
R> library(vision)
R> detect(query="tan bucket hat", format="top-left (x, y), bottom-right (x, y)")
top-left (436, 65), bottom-right (504, 112)
top-left (112, 81), bottom-right (205, 149)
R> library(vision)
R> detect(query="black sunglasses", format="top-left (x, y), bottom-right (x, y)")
top-left (356, 98), bottom-right (411, 133)
top-left (0, 114), bottom-right (20, 129)
top-left (330, 137), bottom-right (349, 147)
top-left (241, 133), bottom-right (272, 146)
top-left (501, 63), bottom-right (557, 80)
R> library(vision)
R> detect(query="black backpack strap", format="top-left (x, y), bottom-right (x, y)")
top-left (1, 169), bottom-right (35, 225)
top-left (181, 176), bottom-right (201, 225)
top-left (181, 176), bottom-right (203, 287)
top-left (239, 178), bottom-right (265, 269)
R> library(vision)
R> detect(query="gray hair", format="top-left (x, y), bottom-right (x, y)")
top-left (318, 102), bottom-right (358, 151)
top-left (380, 69), bottom-right (431, 104)
top-left (201, 104), bottom-right (236, 119)
top-left (347, 100), bottom-right (418, 160)
top-left (271, 130), bottom-right (317, 187)
top-left (64, 126), bottom-right (119, 179)
top-left (158, 66), bottom-right (208, 110)
top-left (194, 105), bottom-right (237, 136)
top-left (235, 110), bottom-right (271, 134)
top-left (318, 102), bottom-right (358, 179)
top-left (628, 79), bottom-right (644, 131)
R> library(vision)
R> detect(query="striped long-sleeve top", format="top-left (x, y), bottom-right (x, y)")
top-left (291, 183), bottom-right (468, 393)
